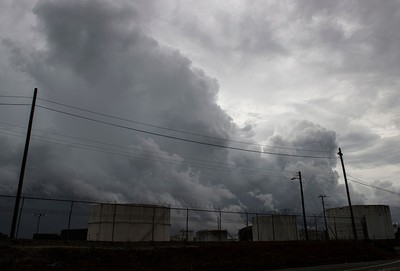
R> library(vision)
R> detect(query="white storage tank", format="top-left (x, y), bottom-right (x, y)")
top-left (87, 204), bottom-right (170, 242)
top-left (252, 215), bottom-right (298, 241)
top-left (196, 230), bottom-right (228, 241)
top-left (171, 230), bottom-right (195, 241)
top-left (326, 205), bottom-right (394, 240)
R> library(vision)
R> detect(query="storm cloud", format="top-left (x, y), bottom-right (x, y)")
top-left (1, 0), bottom-right (398, 224)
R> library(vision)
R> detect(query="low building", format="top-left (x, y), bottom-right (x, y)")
top-left (238, 226), bottom-right (252, 241)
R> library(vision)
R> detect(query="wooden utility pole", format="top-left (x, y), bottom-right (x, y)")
top-left (10, 88), bottom-right (37, 239)
top-left (338, 148), bottom-right (358, 240)
top-left (66, 201), bottom-right (74, 241)
top-left (185, 207), bottom-right (189, 241)
top-left (319, 195), bottom-right (329, 239)
top-left (292, 171), bottom-right (308, 240)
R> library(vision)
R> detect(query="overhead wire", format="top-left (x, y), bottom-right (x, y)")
top-left (37, 97), bottom-right (333, 154)
top-left (0, 95), bottom-right (32, 99)
top-left (0, 103), bottom-right (31, 106)
top-left (0, 121), bottom-right (297, 175)
top-left (0, 94), bottom-right (32, 106)
top-left (3, 94), bottom-right (398, 212)
top-left (35, 104), bottom-right (335, 160)
top-left (0, 128), bottom-right (293, 179)
top-left (347, 173), bottom-right (400, 196)
top-left (297, 176), bottom-right (322, 214)
top-left (0, 96), bottom-right (336, 157)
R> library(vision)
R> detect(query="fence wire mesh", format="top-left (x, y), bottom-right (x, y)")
top-left (0, 194), bottom-right (376, 241)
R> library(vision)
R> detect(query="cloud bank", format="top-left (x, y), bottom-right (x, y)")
top-left (2, 0), bottom-right (396, 219)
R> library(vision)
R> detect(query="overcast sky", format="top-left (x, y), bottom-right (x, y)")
top-left (1, 0), bottom-right (400, 220)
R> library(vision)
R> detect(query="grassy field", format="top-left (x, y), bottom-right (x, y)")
top-left (1, 239), bottom-right (398, 270)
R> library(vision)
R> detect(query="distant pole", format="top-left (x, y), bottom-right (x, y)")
top-left (111, 204), bottom-right (117, 242)
top-left (151, 207), bottom-right (156, 242)
top-left (33, 213), bottom-right (47, 234)
top-left (319, 195), bottom-right (329, 239)
top-left (10, 88), bottom-right (38, 239)
top-left (292, 171), bottom-right (308, 240)
top-left (314, 215), bottom-right (318, 240)
top-left (338, 148), bottom-right (358, 240)
top-left (272, 214), bottom-right (275, 241)
top-left (256, 213), bottom-right (260, 241)
top-left (185, 207), bottom-right (189, 242)
top-left (218, 209), bottom-right (222, 242)
top-left (299, 172), bottom-right (308, 241)
top-left (66, 201), bottom-right (74, 241)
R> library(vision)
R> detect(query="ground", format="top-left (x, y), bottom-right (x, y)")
top-left (0, 240), bottom-right (398, 270)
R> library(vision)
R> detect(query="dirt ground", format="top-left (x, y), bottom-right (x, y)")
top-left (0, 239), bottom-right (398, 271)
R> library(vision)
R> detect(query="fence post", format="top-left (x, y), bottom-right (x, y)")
top-left (219, 209), bottom-right (222, 242)
top-left (98, 204), bottom-right (103, 241)
top-left (111, 203), bottom-right (117, 242)
top-left (362, 215), bottom-right (369, 240)
top-left (314, 215), bottom-right (318, 240)
top-left (272, 214), bottom-right (275, 241)
top-left (66, 200), bottom-right (74, 241)
top-left (256, 213), bottom-right (260, 241)
top-left (16, 196), bottom-right (25, 239)
top-left (185, 207), bottom-right (189, 242)
top-left (152, 207), bottom-right (156, 242)
top-left (333, 216), bottom-right (337, 239)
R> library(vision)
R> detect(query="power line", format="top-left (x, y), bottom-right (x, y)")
top-left (36, 105), bottom-right (335, 160)
top-left (0, 95), bottom-right (31, 99)
top-left (301, 177), bottom-right (322, 211)
top-left (349, 178), bottom-right (400, 196)
top-left (0, 122), bottom-right (297, 175)
top-left (0, 128), bottom-right (293, 179)
top-left (37, 97), bottom-right (332, 154)
top-left (0, 103), bottom-right (30, 106)
top-left (347, 173), bottom-right (400, 196)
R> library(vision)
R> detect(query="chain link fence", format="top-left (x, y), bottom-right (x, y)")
top-left (0, 194), bottom-right (371, 241)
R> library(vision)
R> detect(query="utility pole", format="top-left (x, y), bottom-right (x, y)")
top-left (319, 195), bottom-right (329, 239)
top-left (10, 88), bottom-right (37, 239)
top-left (338, 148), bottom-right (358, 240)
top-left (186, 207), bottom-right (189, 242)
top-left (218, 209), bottom-right (222, 242)
top-left (292, 171), bottom-right (308, 240)
top-left (66, 201), bottom-right (74, 241)
top-left (111, 203), bottom-right (117, 242)
top-left (16, 196), bottom-right (25, 239)
top-left (33, 213), bottom-right (47, 234)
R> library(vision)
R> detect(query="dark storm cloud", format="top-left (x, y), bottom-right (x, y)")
top-left (0, 0), bottom-right (353, 214)
top-left (262, 121), bottom-right (360, 209)
top-left (2, 0), bottom-right (245, 205)
top-left (0, 134), bottom-right (23, 194)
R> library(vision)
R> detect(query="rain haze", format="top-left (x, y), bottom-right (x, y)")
top-left (1, 0), bottom-right (400, 236)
